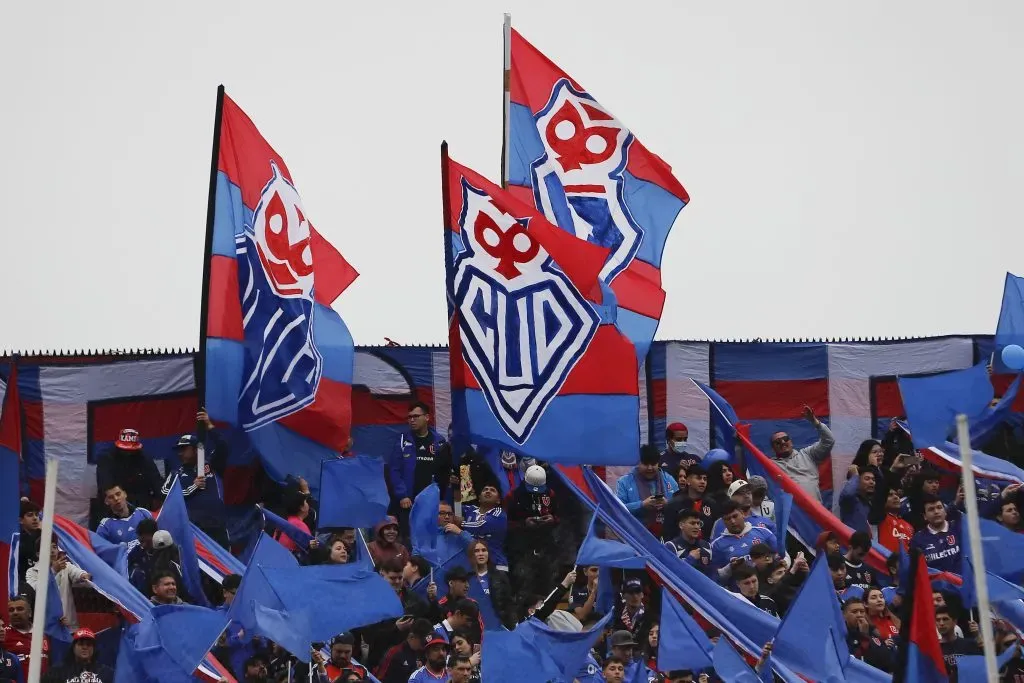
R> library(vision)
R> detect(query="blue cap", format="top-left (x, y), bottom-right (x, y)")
top-left (175, 433), bottom-right (199, 448)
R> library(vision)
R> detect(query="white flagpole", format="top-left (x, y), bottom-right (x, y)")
top-left (501, 12), bottom-right (512, 189)
top-left (956, 414), bottom-right (998, 682)
top-left (27, 456), bottom-right (59, 683)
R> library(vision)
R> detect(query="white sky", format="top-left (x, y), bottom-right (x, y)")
top-left (3, 1), bottom-right (1023, 352)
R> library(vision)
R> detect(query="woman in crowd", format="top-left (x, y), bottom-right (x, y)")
top-left (466, 540), bottom-right (516, 630)
top-left (324, 535), bottom-right (351, 564)
top-left (865, 586), bottom-right (900, 641)
top-left (706, 462), bottom-right (735, 508)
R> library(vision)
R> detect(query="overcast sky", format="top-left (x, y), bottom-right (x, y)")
top-left (3, 1), bottom-right (1023, 352)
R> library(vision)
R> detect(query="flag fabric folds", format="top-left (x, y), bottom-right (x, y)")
top-left (575, 512), bottom-right (646, 569)
top-left (0, 360), bottom-right (21, 617)
top-left (318, 455), bottom-right (390, 529)
top-left (893, 550), bottom-right (948, 683)
top-left (772, 554), bottom-right (848, 682)
top-left (898, 362), bottom-right (994, 449)
top-left (202, 88), bottom-right (358, 495)
top-left (442, 148), bottom-right (640, 465)
top-left (712, 636), bottom-right (769, 683)
top-left (995, 272), bottom-right (1024, 355)
top-left (114, 603), bottom-right (229, 683)
top-left (658, 590), bottom-right (713, 673)
top-left (159, 476), bottom-right (211, 606)
top-left (258, 504), bottom-right (314, 551)
top-left (481, 611), bottom-right (612, 683)
top-left (506, 28), bottom-right (689, 362)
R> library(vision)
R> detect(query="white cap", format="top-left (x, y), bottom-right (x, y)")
top-left (727, 480), bottom-right (751, 498)
top-left (524, 464), bottom-right (547, 492)
top-left (152, 530), bottom-right (174, 549)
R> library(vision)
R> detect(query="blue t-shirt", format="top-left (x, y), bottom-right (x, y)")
top-left (710, 526), bottom-right (778, 573)
top-left (911, 521), bottom-right (963, 573)
top-left (96, 506), bottom-right (153, 547)
top-left (709, 513), bottom-right (776, 543)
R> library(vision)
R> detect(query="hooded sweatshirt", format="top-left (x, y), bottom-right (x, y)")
top-left (368, 520), bottom-right (409, 567)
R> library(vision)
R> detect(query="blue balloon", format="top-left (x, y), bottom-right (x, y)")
top-left (702, 448), bottom-right (731, 465)
top-left (1003, 344), bottom-right (1024, 371)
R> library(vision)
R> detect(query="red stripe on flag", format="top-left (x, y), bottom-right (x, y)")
top-left (277, 377), bottom-right (351, 451)
top-left (0, 363), bottom-right (21, 455)
top-left (91, 394), bottom-right (198, 442)
top-left (649, 378), bottom-right (667, 419)
top-left (23, 399), bottom-right (43, 440)
top-left (992, 374), bottom-right (1024, 411)
top-left (873, 379), bottom-right (904, 418)
top-left (206, 255), bottom-right (244, 341)
top-left (715, 379), bottom-right (829, 420)
top-left (611, 261), bottom-right (665, 320)
top-left (508, 29), bottom-right (582, 111)
top-left (353, 388), bottom-right (435, 426)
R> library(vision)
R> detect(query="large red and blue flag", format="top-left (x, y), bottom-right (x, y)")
top-left (201, 87), bottom-right (358, 492)
top-left (893, 550), bottom-right (949, 683)
top-left (0, 360), bottom-right (20, 618)
top-left (506, 27), bottom-right (689, 361)
top-left (442, 147), bottom-right (640, 464)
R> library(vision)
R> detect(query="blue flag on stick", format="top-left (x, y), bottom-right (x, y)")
top-left (898, 363), bottom-right (993, 449)
top-left (156, 476), bottom-right (210, 607)
top-left (772, 554), bottom-right (848, 681)
top-left (658, 590), bottom-right (713, 672)
top-left (318, 455), bottom-right (390, 529)
top-left (481, 611), bottom-right (612, 683)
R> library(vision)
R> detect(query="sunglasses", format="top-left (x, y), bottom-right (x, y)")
top-left (772, 436), bottom-right (791, 446)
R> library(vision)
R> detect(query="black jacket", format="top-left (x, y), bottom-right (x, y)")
top-left (41, 659), bottom-right (115, 683)
top-left (95, 447), bottom-right (164, 510)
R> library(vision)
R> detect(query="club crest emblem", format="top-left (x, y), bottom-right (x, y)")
top-left (236, 161), bottom-right (323, 430)
top-left (530, 79), bottom-right (644, 285)
top-left (452, 179), bottom-right (599, 444)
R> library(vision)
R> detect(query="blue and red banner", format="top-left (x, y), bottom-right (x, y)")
top-left (894, 551), bottom-right (948, 683)
top-left (0, 360), bottom-right (20, 617)
top-left (506, 28), bottom-right (688, 362)
top-left (202, 88), bottom-right (358, 492)
top-left (442, 149), bottom-right (640, 464)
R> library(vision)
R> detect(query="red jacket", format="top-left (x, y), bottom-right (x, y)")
top-left (878, 513), bottom-right (913, 554)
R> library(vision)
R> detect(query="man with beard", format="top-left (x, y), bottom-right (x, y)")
top-left (408, 638), bottom-right (450, 682)
top-left (324, 633), bottom-right (367, 680)
top-left (41, 628), bottom-right (114, 683)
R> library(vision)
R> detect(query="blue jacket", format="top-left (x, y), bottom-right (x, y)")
top-left (96, 505), bottom-right (153, 547)
top-left (408, 665), bottom-right (451, 682)
top-left (387, 427), bottom-right (447, 500)
top-left (161, 430), bottom-right (228, 527)
top-left (710, 523), bottom-right (777, 574)
top-left (615, 468), bottom-right (679, 517)
top-left (0, 647), bottom-right (23, 683)
top-left (839, 476), bottom-right (872, 535)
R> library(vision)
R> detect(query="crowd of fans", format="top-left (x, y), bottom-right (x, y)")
top-left (5, 400), bottom-right (1024, 682)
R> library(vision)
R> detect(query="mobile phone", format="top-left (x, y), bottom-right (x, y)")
top-left (653, 494), bottom-right (665, 500)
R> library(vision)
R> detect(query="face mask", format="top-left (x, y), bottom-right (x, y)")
top-left (670, 441), bottom-right (686, 454)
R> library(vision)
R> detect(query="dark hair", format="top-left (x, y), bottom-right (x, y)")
top-left (102, 483), bottom-right (125, 496)
top-left (603, 656), bottom-right (627, 670)
top-left (639, 444), bottom-right (660, 465)
top-left (452, 629), bottom-right (478, 645)
top-left (826, 553), bottom-right (847, 571)
top-left (283, 492), bottom-right (308, 517)
top-left (853, 439), bottom-right (881, 468)
top-left (686, 464), bottom-right (707, 478)
top-left (137, 518), bottom-right (158, 536)
top-left (451, 599), bottom-right (479, 620)
top-left (858, 466), bottom-right (876, 479)
top-left (9, 594), bottom-right (30, 606)
top-left (19, 500), bottom-right (40, 517)
top-left (408, 401), bottom-right (431, 416)
top-left (150, 570), bottom-right (177, 588)
top-left (1001, 499), bottom-right (1018, 513)
top-left (920, 493), bottom-right (943, 508)
top-left (732, 564), bottom-right (756, 582)
top-left (849, 531), bottom-right (873, 552)
top-left (935, 605), bottom-right (953, 618)
top-left (842, 597), bottom-right (865, 610)
top-left (411, 618), bottom-right (434, 638)
top-left (720, 501), bottom-right (742, 517)
top-left (748, 543), bottom-right (772, 559)
top-left (920, 468), bottom-right (941, 483)
top-left (222, 574), bottom-right (242, 592)
top-left (379, 558), bottom-right (405, 575)
top-left (406, 555), bottom-right (431, 578)
top-left (676, 508), bottom-right (700, 524)
top-left (886, 553), bottom-right (900, 569)
top-left (450, 654), bottom-right (473, 669)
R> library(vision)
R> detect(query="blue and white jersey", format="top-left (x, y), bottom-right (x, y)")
top-left (96, 505), bottom-right (153, 548)
top-left (710, 524), bottom-right (777, 572)
top-left (461, 504), bottom-right (509, 569)
top-left (911, 520), bottom-right (963, 573)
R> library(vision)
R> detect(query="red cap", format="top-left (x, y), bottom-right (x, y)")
top-left (72, 628), bottom-right (96, 641)
top-left (667, 422), bottom-right (687, 433)
top-left (425, 636), bottom-right (449, 649)
top-left (115, 428), bottom-right (143, 451)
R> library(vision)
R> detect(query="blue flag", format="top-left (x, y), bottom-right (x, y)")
top-left (772, 554), bottom-right (848, 681)
top-left (226, 532), bottom-right (298, 643)
top-left (318, 455), bottom-right (389, 529)
top-left (411, 483), bottom-right (459, 567)
top-left (713, 636), bottom-right (766, 683)
top-left (114, 603), bottom-right (229, 683)
top-left (158, 476), bottom-right (211, 607)
top-left (658, 591), bottom-right (713, 672)
top-left (481, 611), bottom-right (612, 683)
top-left (968, 374), bottom-right (1022, 446)
top-left (996, 272), bottom-right (1024, 353)
top-left (961, 516), bottom-right (1024, 610)
top-left (252, 602), bottom-right (315, 662)
top-left (898, 362), bottom-right (994, 449)
top-left (575, 512), bottom-right (646, 569)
